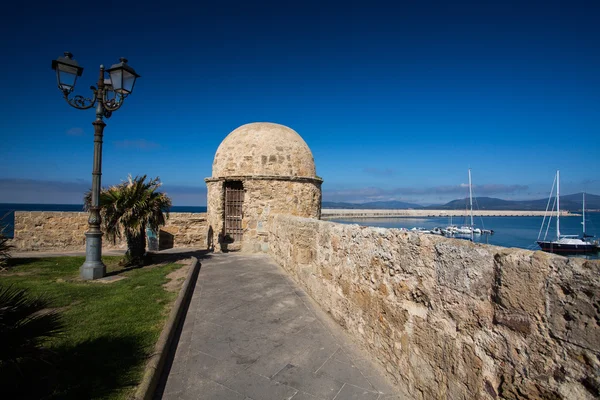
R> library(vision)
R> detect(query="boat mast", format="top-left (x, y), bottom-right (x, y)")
top-left (468, 168), bottom-right (474, 228)
top-left (469, 168), bottom-right (474, 240)
top-left (583, 192), bottom-right (586, 236)
top-left (557, 170), bottom-right (560, 240)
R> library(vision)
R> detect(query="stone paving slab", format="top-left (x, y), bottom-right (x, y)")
top-left (157, 253), bottom-right (404, 400)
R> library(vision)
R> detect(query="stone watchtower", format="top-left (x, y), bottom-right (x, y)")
top-left (205, 122), bottom-right (322, 252)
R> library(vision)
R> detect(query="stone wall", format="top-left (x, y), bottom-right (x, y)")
top-left (241, 178), bottom-right (321, 252)
top-left (158, 212), bottom-right (208, 249)
top-left (268, 214), bottom-right (600, 400)
top-left (12, 211), bottom-right (208, 252)
top-left (206, 177), bottom-right (321, 252)
top-left (206, 180), bottom-right (224, 251)
top-left (13, 212), bottom-right (91, 251)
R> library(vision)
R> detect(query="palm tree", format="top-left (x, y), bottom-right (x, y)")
top-left (84, 175), bottom-right (172, 266)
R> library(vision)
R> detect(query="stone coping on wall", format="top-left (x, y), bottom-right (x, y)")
top-left (204, 175), bottom-right (323, 183)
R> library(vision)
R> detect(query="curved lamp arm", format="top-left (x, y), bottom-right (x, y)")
top-left (63, 86), bottom-right (98, 110)
top-left (103, 93), bottom-right (126, 112)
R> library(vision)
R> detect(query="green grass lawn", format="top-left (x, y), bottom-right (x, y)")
top-left (1, 256), bottom-right (184, 400)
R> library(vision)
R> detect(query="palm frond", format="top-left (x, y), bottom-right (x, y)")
top-left (84, 175), bottom-right (172, 265)
top-left (0, 286), bottom-right (64, 364)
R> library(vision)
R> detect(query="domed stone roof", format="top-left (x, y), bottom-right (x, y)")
top-left (212, 122), bottom-right (317, 178)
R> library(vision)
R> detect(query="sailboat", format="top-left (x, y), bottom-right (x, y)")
top-left (537, 171), bottom-right (598, 254)
top-left (448, 169), bottom-right (486, 239)
top-left (442, 214), bottom-right (458, 236)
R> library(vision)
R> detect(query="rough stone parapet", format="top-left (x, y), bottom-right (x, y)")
top-left (13, 211), bottom-right (208, 252)
top-left (267, 214), bottom-right (600, 400)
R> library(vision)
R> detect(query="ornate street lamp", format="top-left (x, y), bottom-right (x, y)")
top-left (52, 52), bottom-right (140, 280)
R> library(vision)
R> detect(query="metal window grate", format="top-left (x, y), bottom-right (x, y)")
top-left (224, 181), bottom-right (244, 242)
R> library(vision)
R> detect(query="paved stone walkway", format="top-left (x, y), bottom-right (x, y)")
top-left (158, 253), bottom-right (402, 400)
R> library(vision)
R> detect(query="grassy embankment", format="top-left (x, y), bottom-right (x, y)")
top-left (1, 256), bottom-right (184, 400)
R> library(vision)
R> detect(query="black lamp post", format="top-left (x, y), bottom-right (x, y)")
top-left (52, 52), bottom-right (140, 280)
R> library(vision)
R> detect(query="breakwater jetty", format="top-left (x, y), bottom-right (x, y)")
top-left (322, 208), bottom-right (575, 219)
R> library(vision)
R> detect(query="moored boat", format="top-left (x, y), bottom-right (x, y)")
top-left (537, 236), bottom-right (597, 253)
top-left (537, 171), bottom-right (598, 254)
top-left (456, 226), bottom-right (473, 235)
top-left (445, 169), bottom-right (493, 239)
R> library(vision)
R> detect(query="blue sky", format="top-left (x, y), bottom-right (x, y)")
top-left (0, 0), bottom-right (598, 206)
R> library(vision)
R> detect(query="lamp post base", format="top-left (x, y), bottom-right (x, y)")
top-left (80, 231), bottom-right (106, 280)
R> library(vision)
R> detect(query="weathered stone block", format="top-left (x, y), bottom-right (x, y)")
top-left (547, 277), bottom-right (600, 351)
top-left (268, 214), bottom-right (600, 400)
top-left (434, 241), bottom-right (495, 299)
top-left (493, 309), bottom-right (532, 335)
top-left (492, 250), bottom-right (548, 315)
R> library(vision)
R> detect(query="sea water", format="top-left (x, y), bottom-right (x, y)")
top-left (332, 213), bottom-right (600, 259)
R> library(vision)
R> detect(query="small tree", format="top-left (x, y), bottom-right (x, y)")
top-left (84, 175), bottom-right (172, 266)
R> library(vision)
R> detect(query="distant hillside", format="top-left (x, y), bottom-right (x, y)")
top-left (561, 193), bottom-right (600, 210)
top-left (425, 193), bottom-right (600, 211)
top-left (322, 200), bottom-right (422, 209)
top-left (427, 197), bottom-right (518, 210)
top-left (323, 193), bottom-right (600, 211)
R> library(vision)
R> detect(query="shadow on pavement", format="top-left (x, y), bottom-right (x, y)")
top-left (148, 249), bottom-right (212, 263)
